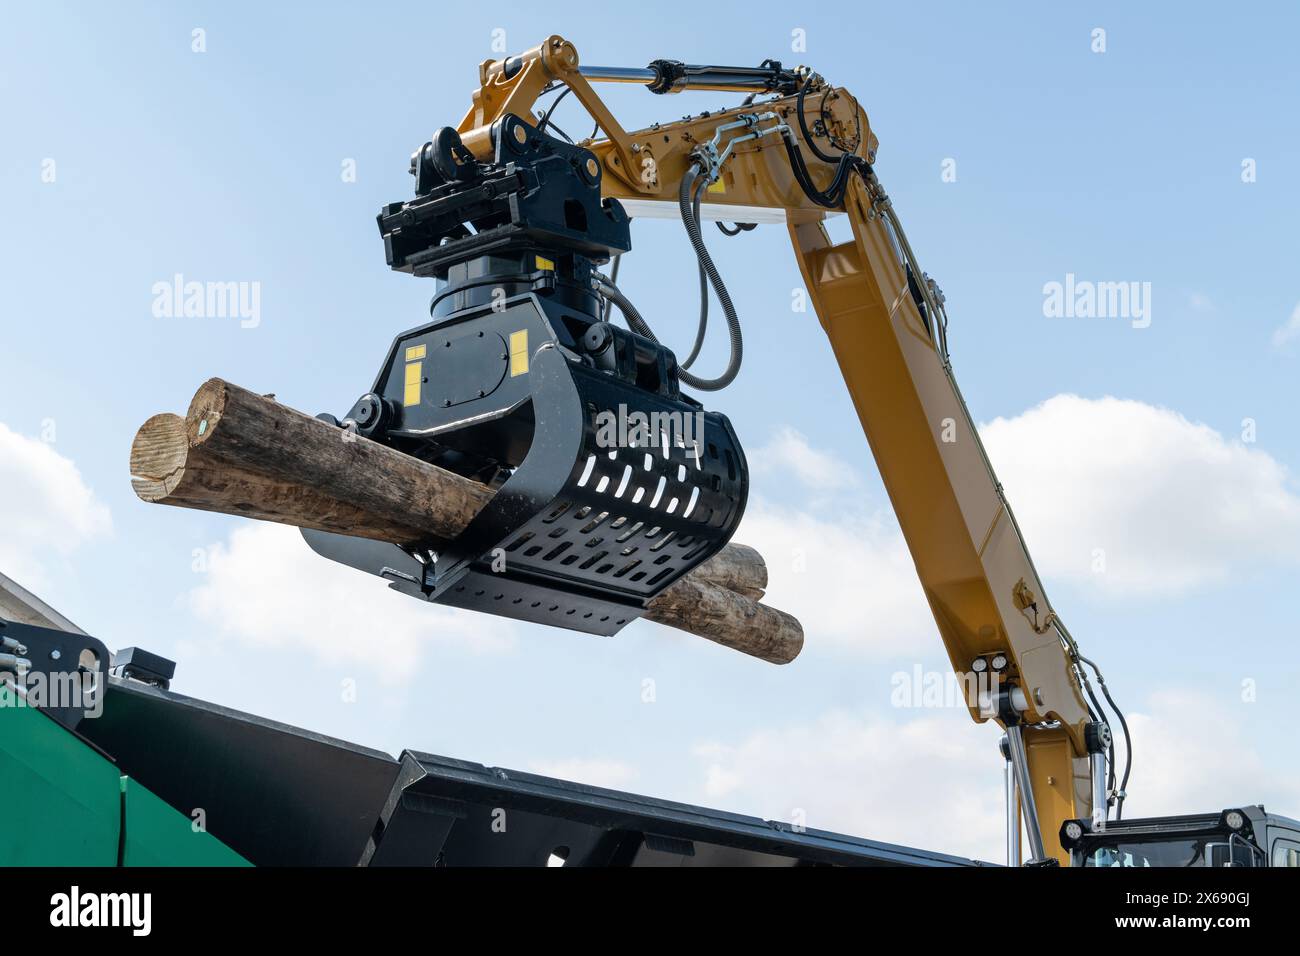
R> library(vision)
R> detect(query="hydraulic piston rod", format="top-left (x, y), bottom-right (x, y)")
top-left (1005, 725), bottom-right (1052, 865)
top-left (576, 66), bottom-right (657, 85)
top-left (579, 61), bottom-right (802, 95)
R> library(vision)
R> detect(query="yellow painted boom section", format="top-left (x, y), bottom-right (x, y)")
top-left (783, 181), bottom-right (1093, 863)
top-left (458, 37), bottom-right (1098, 864)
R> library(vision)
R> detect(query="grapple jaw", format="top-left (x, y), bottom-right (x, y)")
top-left (304, 116), bottom-right (748, 636)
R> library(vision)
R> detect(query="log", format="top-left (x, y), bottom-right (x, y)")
top-left (130, 378), bottom-right (801, 664)
top-left (183, 378), bottom-right (492, 544)
top-left (688, 543), bottom-right (767, 601)
top-left (647, 576), bottom-right (802, 663)
top-left (130, 414), bottom-right (428, 544)
top-left (134, 379), bottom-right (770, 596)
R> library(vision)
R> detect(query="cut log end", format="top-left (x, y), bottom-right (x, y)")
top-left (690, 541), bottom-right (768, 597)
top-left (129, 413), bottom-right (190, 501)
top-left (129, 403), bottom-right (426, 544)
top-left (187, 376), bottom-right (237, 449)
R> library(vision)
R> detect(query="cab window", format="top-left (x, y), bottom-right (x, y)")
top-left (1272, 838), bottom-right (1300, 867)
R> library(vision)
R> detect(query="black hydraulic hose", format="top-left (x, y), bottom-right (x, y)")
top-left (717, 221), bottom-right (757, 236)
top-left (796, 77), bottom-right (840, 164)
top-left (673, 163), bottom-right (743, 390)
top-left (1100, 681), bottom-right (1133, 820)
top-left (783, 81), bottom-right (863, 208)
top-left (597, 276), bottom-right (657, 345)
top-left (536, 86), bottom-right (571, 138)
top-left (596, 169), bottom-right (742, 392)
top-left (601, 253), bottom-right (621, 323)
top-left (1081, 654), bottom-right (1133, 819)
top-left (681, 176), bottom-right (709, 370)
top-left (780, 128), bottom-right (863, 209)
top-left (1078, 668), bottom-right (1118, 800)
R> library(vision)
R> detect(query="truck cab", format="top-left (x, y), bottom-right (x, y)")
top-left (1060, 806), bottom-right (1300, 867)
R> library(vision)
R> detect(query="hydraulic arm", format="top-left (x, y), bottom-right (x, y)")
top-left (313, 36), bottom-right (1128, 865)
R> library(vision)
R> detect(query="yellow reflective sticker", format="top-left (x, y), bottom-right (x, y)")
top-left (405, 343), bottom-right (427, 361)
top-left (707, 178), bottom-right (726, 194)
top-left (535, 255), bottom-right (555, 272)
top-left (509, 329), bottom-right (529, 377)
top-left (403, 361), bottom-right (422, 406)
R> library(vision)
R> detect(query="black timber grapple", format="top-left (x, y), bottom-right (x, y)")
top-left (303, 114), bottom-right (748, 636)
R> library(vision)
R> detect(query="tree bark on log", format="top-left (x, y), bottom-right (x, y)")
top-left (129, 413), bottom-right (431, 544)
top-left (130, 378), bottom-right (801, 664)
top-left (646, 576), bottom-right (801, 663)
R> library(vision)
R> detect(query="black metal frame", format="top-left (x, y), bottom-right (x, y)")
top-left (364, 750), bottom-right (989, 867)
top-left (306, 113), bottom-right (748, 636)
top-left (0, 617), bottom-right (110, 730)
top-left (78, 674), bottom-right (988, 868)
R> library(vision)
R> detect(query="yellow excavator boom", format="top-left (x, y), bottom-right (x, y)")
top-left (454, 36), bottom-right (1112, 865)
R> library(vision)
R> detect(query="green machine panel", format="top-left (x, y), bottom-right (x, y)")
top-left (1, 685), bottom-right (247, 867)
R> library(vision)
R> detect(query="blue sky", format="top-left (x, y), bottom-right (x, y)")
top-left (3, 2), bottom-right (1299, 860)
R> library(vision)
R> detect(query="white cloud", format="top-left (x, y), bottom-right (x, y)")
top-left (751, 426), bottom-right (861, 493)
top-left (1121, 689), bottom-right (1300, 820)
top-left (981, 395), bottom-right (1300, 596)
top-left (686, 687), bottom-right (1300, 865)
top-left (737, 397), bottom-right (1300, 658)
top-left (736, 498), bottom-right (933, 655)
top-left (0, 422), bottom-right (111, 590)
top-left (187, 522), bottom-right (517, 683)
top-left (170, 398), bottom-right (1287, 685)
top-left (739, 425), bottom-right (931, 655)
top-left (1271, 301), bottom-right (1300, 348)
top-left (528, 757), bottom-right (639, 790)
top-left (692, 708), bottom-right (1006, 861)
